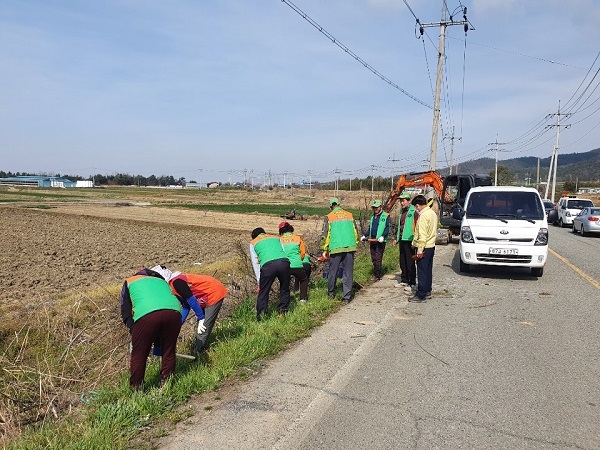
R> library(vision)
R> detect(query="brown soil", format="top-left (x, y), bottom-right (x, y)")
top-left (0, 201), bottom-right (331, 310)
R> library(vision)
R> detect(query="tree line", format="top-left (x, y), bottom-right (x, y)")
top-left (2, 168), bottom-right (598, 191)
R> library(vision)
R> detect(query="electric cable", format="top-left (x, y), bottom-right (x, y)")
top-left (280, 0), bottom-right (431, 109)
top-left (561, 51), bottom-right (600, 111)
top-left (446, 36), bottom-right (583, 69)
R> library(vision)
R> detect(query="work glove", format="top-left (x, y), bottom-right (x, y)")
top-left (360, 235), bottom-right (367, 242)
top-left (377, 236), bottom-right (384, 243)
top-left (197, 319), bottom-right (207, 334)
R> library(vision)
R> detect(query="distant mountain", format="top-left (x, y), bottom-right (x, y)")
top-left (443, 148), bottom-right (600, 183)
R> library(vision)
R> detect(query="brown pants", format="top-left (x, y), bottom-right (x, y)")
top-left (290, 267), bottom-right (308, 301)
top-left (130, 309), bottom-right (181, 389)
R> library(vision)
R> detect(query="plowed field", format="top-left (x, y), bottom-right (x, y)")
top-left (0, 202), bottom-right (327, 310)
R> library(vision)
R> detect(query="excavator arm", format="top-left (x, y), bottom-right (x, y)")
top-left (382, 171), bottom-right (445, 213)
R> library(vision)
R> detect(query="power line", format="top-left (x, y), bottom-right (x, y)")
top-left (446, 36), bottom-right (584, 69)
top-left (562, 52), bottom-right (600, 111)
top-left (280, 0), bottom-right (431, 109)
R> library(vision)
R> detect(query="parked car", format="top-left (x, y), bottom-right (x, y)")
top-left (572, 207), bottom-right (600, 236)
top-left (554, 196), bottom-right (594, 227)
top-left (542, 199), bottom-right (555, 217)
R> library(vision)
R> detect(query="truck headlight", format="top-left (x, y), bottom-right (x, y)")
top-left (461, 226), bottom-right (474, 243)
top-left (535, 228), bottom-right (548, 246)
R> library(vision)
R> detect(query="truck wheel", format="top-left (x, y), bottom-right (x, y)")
top-left (531, 267), bottom-right (543, 277)
top-left (459, 259), bottom-right (470, 273)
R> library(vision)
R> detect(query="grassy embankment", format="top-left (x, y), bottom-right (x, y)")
top-left (2, 195), bottom-right (399, 449)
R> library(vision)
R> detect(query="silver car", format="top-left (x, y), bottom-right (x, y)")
top-left (572, 207), bottom-right (600, 236)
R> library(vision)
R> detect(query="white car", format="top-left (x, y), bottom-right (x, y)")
top-left (455, 186), bottom-right (548, 277)
top-left (572, 207), bottom-right (600, 236)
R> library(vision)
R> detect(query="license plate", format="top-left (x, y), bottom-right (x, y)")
top-left (489, 247), bottom-right (518, 255)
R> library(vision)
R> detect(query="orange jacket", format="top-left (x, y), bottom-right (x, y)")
top-left (169, 273), bottom-right (228, 308)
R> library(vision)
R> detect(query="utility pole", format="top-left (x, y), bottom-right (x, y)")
top-left (544, 101), bottom-right (571, 203)
top-left (419, 3), bottom-right (471, 171)
top-left (388, 153), bottom-right (400, 188)
top-left (444, 127), bottom-right (461, 175)
top-left (333, 168), bottom-right (341, 197)
top-left (536, 158), bottom-right (540, 191)
top-left (489, 137), bottom-right (506, 186)
top-left (370, 165), bottom-right (375, 193)
top-left (544, 148), bottom-right (555, 200)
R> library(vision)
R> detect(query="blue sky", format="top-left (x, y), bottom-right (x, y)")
top-left (2, 0), bottom-right (599, 185)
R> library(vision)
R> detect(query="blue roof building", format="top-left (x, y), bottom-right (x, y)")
top-left (0, 176), bottom-right (77, 188)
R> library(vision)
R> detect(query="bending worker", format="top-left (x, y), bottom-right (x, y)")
top-left (120, 267), bottom-right (183, 389)
top-left (152, 265), bottom-right (228, 356)
top-left (250, 227), bottom-right (291, 321)
top-left (278, 221), bottom-right (309, 303)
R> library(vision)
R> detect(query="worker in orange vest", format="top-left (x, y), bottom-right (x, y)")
top-left (152, 266), bottom-right (228, 356)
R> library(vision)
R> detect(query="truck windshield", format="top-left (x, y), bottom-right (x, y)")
top-left (466, 191), bottom-right (544, 220)
top-left (566, 200), bottom-right (593, 209)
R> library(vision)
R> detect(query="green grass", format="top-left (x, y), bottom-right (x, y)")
top-left (6, 246), bottom-right (400, 449)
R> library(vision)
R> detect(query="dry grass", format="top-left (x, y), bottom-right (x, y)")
top-left (0, 250), bottom-right (264, 443)
top-left (0, 287), bottom-right (128, 441)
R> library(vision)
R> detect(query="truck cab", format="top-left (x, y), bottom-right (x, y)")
top-left (454, 186), bottom-right (548, 277)
top-left (440, 174), bottom-right (493, 236)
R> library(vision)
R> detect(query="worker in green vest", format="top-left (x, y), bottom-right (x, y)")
top-left (360, 199), bottom-right (390, 281)
top-left (321, 197), bottom-right (359, 303)
top-left (249, 227), bottom-right (291, 321)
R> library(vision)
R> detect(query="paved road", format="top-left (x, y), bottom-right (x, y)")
top-left (160, 229), bottom-right (600, 449)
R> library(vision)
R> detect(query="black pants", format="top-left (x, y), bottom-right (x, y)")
top-left (257, 258), bottom-right (291, 320)
top-left (294, 262), bottom-right (312, 291)
top-left (369, 242), bottom-right (386, 278)
top-left (398, 239), bottom-right (416, 285)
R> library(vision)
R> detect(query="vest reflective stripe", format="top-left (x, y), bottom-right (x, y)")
top-left (126, 275), bottom-right (181, 322)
